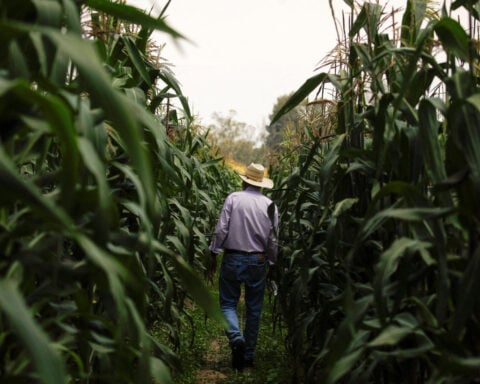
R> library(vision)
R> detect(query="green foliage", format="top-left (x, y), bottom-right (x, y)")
top-left (271, 1), bottom-right (480, 383)
top-left (207, 110), bottom-right (266, 165)
top-left (171, 281), bottom-right (291, 384)
top-left (0, 0), bottom-right (235, 382)
top-left (266, 94), bottom-right (301, 154)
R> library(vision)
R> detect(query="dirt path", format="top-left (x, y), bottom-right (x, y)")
top-left (195, 339), bottom-right (228, 384)
top-left (192, 293), bottom-right (247, 384)
top-left (178, 289), bottom-right (288, 384)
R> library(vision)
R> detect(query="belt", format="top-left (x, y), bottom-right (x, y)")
top-left (225, 249), bottom-right (265, 258)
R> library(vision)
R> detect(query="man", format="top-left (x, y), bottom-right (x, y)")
top-left (209, 163), bottom-right (279, 371)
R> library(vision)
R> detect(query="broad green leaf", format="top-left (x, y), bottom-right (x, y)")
top-left (398, 205), bottom-right (449, 219)
top-left (418, 98), bottom-right (448, 183)
top-left (157, 69), bottom-right (192, 120)
top-left (125, 298), bottom-right (151, 383)
top-left (270, 72), bottom-right (328, 125)
top-left (61, 0), bottom-right (82, 33)
top-left (452, 0), bottom-right (480, 20)
top-left (452, 244), bottom-right (480, 336)
top-left (442, 355), bottom-right (480, 374)
top-left (0, 144), bottom-right (74, 229)
top-left (349, 4), bottom-right (366, 38)
top-left (394, 312), bottom-right (419, 329)
top-left (35, 93), bottom-right (80, 207)
top-left (363, 206), bottom-right (452, 241)
top-left (375, 237), bottom-right (431, 289)
top-left (352, 43), bottom-right (371, 69)
top-left (167, 234), bottom-right (187, 256)
top-left (122, 36), bottom-right (151, 86)
top-left (78, 137), bottom-right (115, 236)
top-left (0, 78), bottom-right (79, 207)
top-left (350, 3), bottom-right (381, 42)
top-left (401, 0), bottom-right (426, 45)
top-left (332, 198), bottom-right (358, 218)
top-left (373, 338), bottom-right (434, 359)
top-left (151, 357), bottom-right (173, 384)
top-left (434, 17), bottom-right (469, 61)
top-left (74, 234), bottom-right (130, 323)
top-left (125, 86), bottom-right (147, 105)
top-left (31, 0), bottom-right (62, 26)
top-left (326, 348), bottom-right (364, 384)
top-left (464, 95), bottom-right (480, 171)
top-left (0, 280), bottom-right (67, 384)
top-left (32, 26), bottom-right (157, 211)
top-left (406, 296), bottom-right (438, 328)
top-left (368, 325), bottom-right (412, 347)
top-left (85, 0), bottom-right (185, 39)
top-left (29, 30), bottom-right (49, 77)
top-left (169, 254), bottom-right (224, 325)
top-left (374, 238), bottom-right (433, 319)
top-left (8, 41), bottom-right (30, 78)
top-left (113, 162), bottom-right (148, 211)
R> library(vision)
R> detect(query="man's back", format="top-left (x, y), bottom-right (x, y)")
top-left (226, 188), bottom-right (272, 250)
top-left (210, 186), bottom-right (278, 262)
top-left (208, 162), bottom-right (278, 371)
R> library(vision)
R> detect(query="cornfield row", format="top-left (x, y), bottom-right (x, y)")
top-left (270, 1), bottom-right (480, 383)
top-left (0, 0), bottom-right (237, 382)
top-left (3, 0), bottom-right (480, 383)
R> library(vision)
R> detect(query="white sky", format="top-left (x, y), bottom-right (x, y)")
top-left (159, 0), bottom-right (337, 130)
top-left (130, 0), bottom-right (461, 133)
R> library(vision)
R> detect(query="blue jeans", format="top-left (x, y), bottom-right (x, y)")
top-left (219, 252), bottom-right (267, 360)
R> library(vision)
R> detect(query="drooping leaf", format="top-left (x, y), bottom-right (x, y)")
top-left (434, 17), bottom-right (470, 61)
top-left (85, 0), bottom-right (185, 39)
top-left (270, 72), bottom-right (328, 125)
top-left (0, 280), bottom-right (67, 384)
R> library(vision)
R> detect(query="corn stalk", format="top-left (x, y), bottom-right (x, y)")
top-left (0, 0), bottom-right (232, 382)
top-left (271, 0), bottom-right (480, 382)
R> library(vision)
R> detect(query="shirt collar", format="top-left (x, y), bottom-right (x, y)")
top-left (244, 186), bottom-right (262, 193)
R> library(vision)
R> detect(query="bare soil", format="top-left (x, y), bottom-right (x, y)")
top-left (195, 339), bottom-right (228, 384)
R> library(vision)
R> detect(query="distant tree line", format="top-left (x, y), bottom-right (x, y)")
top-left (206, 95), bottom-right (322, 166)
top-left (206, 110), bottom-right (266, 165)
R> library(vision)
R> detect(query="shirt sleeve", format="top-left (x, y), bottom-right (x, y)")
top-left (209, 195), bottom-right (232, 254)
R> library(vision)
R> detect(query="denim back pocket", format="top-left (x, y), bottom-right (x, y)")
top-left (221, 258), bottom-right (241, 281)
top-left (247, 260), bottom-right (266, 283)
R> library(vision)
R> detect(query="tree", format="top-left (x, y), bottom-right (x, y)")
top-left (207, 110), bottom-right (265, 165)
top-left (265, 94), bottom-right (305, 155)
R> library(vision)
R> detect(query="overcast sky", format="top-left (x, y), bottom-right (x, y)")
top-left (131, 0), bottom-right (459, 133)
top-left (159, 0), bottom-right (337, 130)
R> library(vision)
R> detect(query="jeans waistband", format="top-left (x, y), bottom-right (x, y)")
top-left (225, 249), bottom-right (265, 258)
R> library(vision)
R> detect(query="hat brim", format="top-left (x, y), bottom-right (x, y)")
top-left (238, 174), bottom-right (274, 189)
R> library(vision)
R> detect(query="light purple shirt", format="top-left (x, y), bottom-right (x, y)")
top-left (209, 186), bottom-right (279, 263)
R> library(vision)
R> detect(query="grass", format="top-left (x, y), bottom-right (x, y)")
top-left (164, 278), bottom-right (293, 384)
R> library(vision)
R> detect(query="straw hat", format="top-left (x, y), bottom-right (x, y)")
top-left (238, 163), bottom-right (274, 189)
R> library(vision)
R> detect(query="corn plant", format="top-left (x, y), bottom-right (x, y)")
top-left (0, 0), bottom-right (232, 382)
top-left (271, 1), bottom-right (480, 382)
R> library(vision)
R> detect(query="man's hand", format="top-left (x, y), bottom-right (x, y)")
top-left (266, 263), bottom-right (278, 296)
top-left (208, 251), bottom-right (218, 281)
top-left (267, 263), bottom-right (277, 281)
